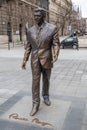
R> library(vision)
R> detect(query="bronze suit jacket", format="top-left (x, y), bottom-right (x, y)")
top-left (23, 21), bottom-right (60, 69)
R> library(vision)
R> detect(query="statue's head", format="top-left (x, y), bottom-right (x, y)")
top-left (34, 7), bottom-right (46, 25)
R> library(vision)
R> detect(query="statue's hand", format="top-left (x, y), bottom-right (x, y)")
top-left (51, 54), bottom-right (58, 63)
top-left (22, 61), bottom-right (26, 70)
top-left (51, 48), bottom-right (59, 63)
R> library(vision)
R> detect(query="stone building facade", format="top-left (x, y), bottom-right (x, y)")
top-left (70, 4), bottom-right (86, 34)
top-left (0, 0), bottom-right (48, 43)
top-left (0, 0), bottom-right (73, 44)
top-left (49, 0), bottom-right (72, 35)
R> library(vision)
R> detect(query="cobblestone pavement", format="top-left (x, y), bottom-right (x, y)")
top-left (0, 47), bottom-right (87, 130)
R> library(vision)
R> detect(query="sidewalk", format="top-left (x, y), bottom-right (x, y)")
top-left (0, 46), bottom-right (24, 58)
top-left (0, 47), bottom-right (87, 130)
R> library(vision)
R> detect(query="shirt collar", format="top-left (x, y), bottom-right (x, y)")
top-left (35, 21), bottom-right (46, 30)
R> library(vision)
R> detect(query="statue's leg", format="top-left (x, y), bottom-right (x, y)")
top-left (30, 61), bottom-right (41, 116)
top-left (32, 69), bottom-right (41, 103)
top-left (42, 68), bottom-right (51, 106)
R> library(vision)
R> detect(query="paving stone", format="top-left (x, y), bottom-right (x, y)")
top-left (0, 119), bottom-right (52, 130)
top-left (62, 103), bottom-right (85, 130)
top-left (81, 75), bottom-right (87, 80)
top-left (82, 125), bottom-right (87, 130)
top-left (0, 98), bottom-right (7, 105)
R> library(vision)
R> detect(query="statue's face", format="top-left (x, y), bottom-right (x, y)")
top-left (34, 11), bottom-right (44, 25)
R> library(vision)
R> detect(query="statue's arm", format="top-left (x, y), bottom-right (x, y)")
top-left (22, 31), bottom-right (31, 69)
top-left (52, 27), bottom-right (60, 63)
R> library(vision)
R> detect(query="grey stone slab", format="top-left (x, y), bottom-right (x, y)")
top-left (0, 91), bottom-right (26, 113)
top-left (76, 70), bottom-right (83, 74)
top-left (51, 94), bottom-right (85, 103)
top-left (83, 115), bottom-right (87, 125)
top-left (82, 125), bottom-right (87, 130)
top-left (81, 75), bottom-right (87, 80)
top-left (0, 89), bottom-right (18, 99)
top-left (62, 107), bottom-right (85, 130)
top-left (0, 119), bottom-right (52, 130)
top-left (0, 98), bottom-right (7, 105)
top-left (0, 96), bottom-right (71, 130)
top-left (62, 123), bottom-right (82, 130)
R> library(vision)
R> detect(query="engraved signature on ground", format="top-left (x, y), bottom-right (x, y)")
top-left (32, 118), bottom-right (53, 127)
top-left (9, 113), bottom-right (28, 121)
top-left (9, 113), bottom-right (53, 127)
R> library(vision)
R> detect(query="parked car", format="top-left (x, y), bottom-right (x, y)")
top-left (61, 36), bottom-right (78, 49)
top-left (84, 32), bottom-right (87, 35)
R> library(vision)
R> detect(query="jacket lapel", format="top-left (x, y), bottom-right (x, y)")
top-left (34, 22), bottom-right (49, 47)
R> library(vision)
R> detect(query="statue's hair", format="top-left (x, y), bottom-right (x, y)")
top-left (34, 7), bottom-right (46, 17)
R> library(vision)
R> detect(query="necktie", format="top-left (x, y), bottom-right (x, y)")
top-left (36, 27), bottom-right (42, 46)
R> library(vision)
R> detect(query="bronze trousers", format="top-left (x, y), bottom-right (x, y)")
top-left (31, 59), bottom-right (51, 104)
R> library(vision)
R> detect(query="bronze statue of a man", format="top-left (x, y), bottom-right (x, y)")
top-left (22, 7), bottom-right (60, 116)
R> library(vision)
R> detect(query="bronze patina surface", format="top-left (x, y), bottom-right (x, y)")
top-left (22, 7), bottom-right (60, 116)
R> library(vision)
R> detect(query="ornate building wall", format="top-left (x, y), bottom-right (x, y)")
top-left (49, 0), bottom-right (72, 35)
top-left (0, 0), bottom-right (49, 43)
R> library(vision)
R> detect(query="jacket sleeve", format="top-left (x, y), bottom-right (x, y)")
top-left (23, 30), bottom-right (31, 62)
top-left (52, 27), bottom-right (60, 57)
